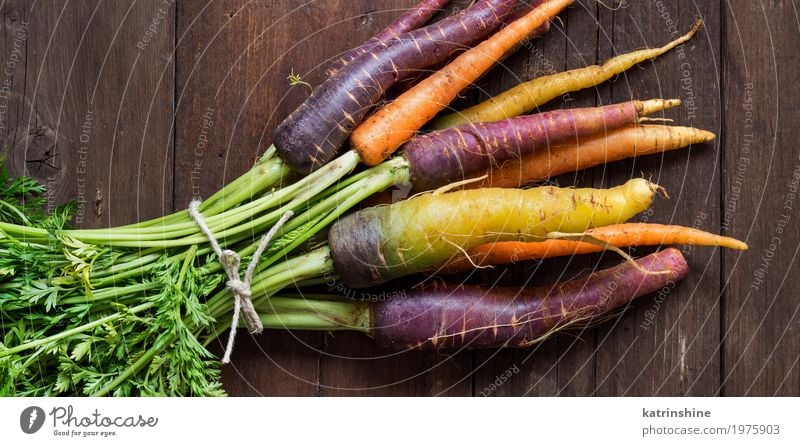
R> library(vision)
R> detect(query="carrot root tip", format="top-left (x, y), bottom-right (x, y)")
top-left (638, 117), bottom-right (674, 124)
top-left (639, 98), bottom-right (682, 116)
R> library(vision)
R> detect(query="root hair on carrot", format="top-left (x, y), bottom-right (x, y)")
top-left (594, 0), bottom-right (624, 12)
top-left (432, 175), bottom-right (489, 195)
top-left (545, 231), bottom-right (671, 275)
top-left (441, 236), bottom-right (493, 270)
top-left (427, 288), bottom-right (621, 347)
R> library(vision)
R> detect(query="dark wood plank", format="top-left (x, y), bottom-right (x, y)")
top-left (0, 1), bottom-right (33, 183)
top-left (721, 0), bottom-right (800, 396)
top-left (174, 0), bottom-right (352, 396)
top-left (17, 0), bottom-right (791, 397)
top-left (593, 0), bottom-right (722, 396)
top-left (319, 330), bottom-right (473, 396)
top-left (552, 0), bottom-right (605, 397)
top-left (2, 0), bottom-right (174, 228)
top-left (173, 0), bottom-right (472, 397)
top-left (209, 331), bottom-right (324, 397)
top-left (225, 0), bottom-right (729, 397)
top-left (314, 0), bottom-right (473, 397)
top-left (471, 0), bottom-right (602, 397)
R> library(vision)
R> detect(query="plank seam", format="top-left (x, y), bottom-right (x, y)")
top-left (718, 0), bottom-right (727, 398)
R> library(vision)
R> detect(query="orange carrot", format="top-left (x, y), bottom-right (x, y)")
top-left (442, 224), bottom-right (748, 272)
top-left (350, 0), bottom-right (575, 166)
top-left (470, 124), bottom-right (716, 189)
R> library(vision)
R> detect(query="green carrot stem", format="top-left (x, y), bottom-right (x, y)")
top-left (91, 337), bottom-right (168, 397)
top-left (256, 296), bottom-right (367, 320)
top-left (0, 222), bottom-right (46, 239)
top-left (0, 301), bottom-right (156, 358)
top-left (59, 282), bottom-right (160, 305)
top-left (257, 159), bottom-right (410, 272)
top-left (259, 313), bottom-right (368, 331)
top-left (200, 156), bottom-right (292, 217)
top-left (203, 158), bottom-right (410, 319)
top-left (113, 147), bottom-right (287, 230)
top-left (0, 200), bottom-right (32, 224)
top-left (201, 302), bottom-right (370, 347)
top-left (74, 155), bottom-right (314, 238)
top-left (89, 253), bottom-right (163, 280)
top-left (0, 160), bottom-right (286, 243)
top-left (205, 247), bottom-right (334, 317)
top-left (62, 152), bottom-right (359, 248)
top-left (93, 249), bottom-right (198, 397)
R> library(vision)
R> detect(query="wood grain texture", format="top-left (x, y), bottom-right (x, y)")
top-left (551, 1), bottom-right (604, 397)
top-left (472, 1), bottom-right (600, 397)
top-left (721, 0), bottom-right (800, 396)
top-left (316, 1), bottom-right (473, 397)
top-left (2, 0), bottom-right (175, 227)
top-left (592, 0), bottom-right (723, 397)
top-left (6, 0), bottom-right (797, 396)
top-left (174, 0), bottom-right (338, 396)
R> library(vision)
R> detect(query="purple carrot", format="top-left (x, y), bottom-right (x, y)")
top-left (328, 0), bottom-right (451, 76)
top-left (371, 248), bottom-right (689, 350)
top-left (274, 0), bottom-right (519, 174)
top-left (402, 98), bottom-right (680, 191)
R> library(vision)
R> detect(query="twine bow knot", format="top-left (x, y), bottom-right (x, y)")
top-left (189, 200), bottom-right (293, 364)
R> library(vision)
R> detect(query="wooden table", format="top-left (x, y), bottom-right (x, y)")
top-left (2, 0), bottom-right (797, 396)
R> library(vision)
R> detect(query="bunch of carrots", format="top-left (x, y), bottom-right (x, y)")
top-left (0, 0), bottom-right (745, 396)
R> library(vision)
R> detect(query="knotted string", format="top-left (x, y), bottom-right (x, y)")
top-left (188, 200), bottom-right (293, 364)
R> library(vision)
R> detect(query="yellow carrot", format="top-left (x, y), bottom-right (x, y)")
top-left (329, 178), bottom-right (659, 287)
top-left (431, 20), bottom-right (703, 129)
